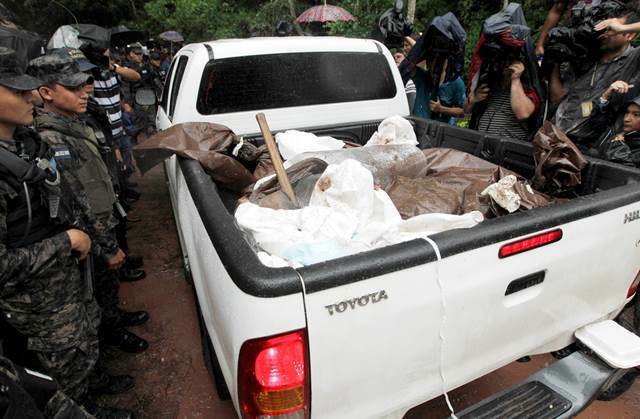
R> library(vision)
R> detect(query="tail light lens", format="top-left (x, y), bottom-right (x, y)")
top-left (627, 271), bottom-right (640, 298)
top-left (499, 229), bottom-right (563, 258)
top-left (238, 329), bottom-right (309, 418)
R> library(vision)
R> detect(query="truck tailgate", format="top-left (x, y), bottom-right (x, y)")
top-left (298, 198), bottom-right (640, 419)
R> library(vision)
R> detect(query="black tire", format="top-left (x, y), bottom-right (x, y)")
top-left (193, 291), bottom-right (231, 400)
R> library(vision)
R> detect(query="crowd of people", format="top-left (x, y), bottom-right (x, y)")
top-left (396, 1), bottom-right (640, 167)
top-left (0, 4), bottom-right (173, 419)
top-left (1, 0), bottom-right (640, 418)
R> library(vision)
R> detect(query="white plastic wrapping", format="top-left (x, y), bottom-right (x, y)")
top-left (275, 130), bottom-right (345, 160)
top-left (236, 159), bottom-right (483, 266)
top-left (365, 115), bottom-right (418, 147)
top-left (481, 175), bottom-right (521, 213)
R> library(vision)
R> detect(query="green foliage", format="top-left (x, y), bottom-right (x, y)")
top-left (5, 0), bottom-right (557, 57)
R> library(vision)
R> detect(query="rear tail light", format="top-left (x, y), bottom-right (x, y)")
top-left (238, 329), bottom-right (309, 418)
top-left (627, 271), bottom-right (640, 298)
top-left (499, 229), bottom-right (563, 259)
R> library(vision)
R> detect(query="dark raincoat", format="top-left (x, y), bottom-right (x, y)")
top-left (467, 3), bottom-right (545, 137)
top-left (399, 12), bottom-right (467, 123)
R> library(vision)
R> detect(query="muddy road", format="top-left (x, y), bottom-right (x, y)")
top-left (102, 165), bottom-right (640, 418)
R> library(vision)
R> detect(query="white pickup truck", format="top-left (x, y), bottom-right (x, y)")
top-left (156, 37), bottom-right (640, 419)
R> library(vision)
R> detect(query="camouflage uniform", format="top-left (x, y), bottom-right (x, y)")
top-left (27, 50), bottom-right (124, 332)
top-left (0, 354), bottom-right (94, 418)
top-left (0, 127), bottom-right (100, 402)
top-left (34, 111), bottom-right (123, 330)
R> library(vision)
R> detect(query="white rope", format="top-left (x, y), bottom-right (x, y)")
top-left (424, 237), bottom-right (458, 419)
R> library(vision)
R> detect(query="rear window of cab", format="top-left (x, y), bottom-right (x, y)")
top-left (196, 51), bottom-right (397, 115)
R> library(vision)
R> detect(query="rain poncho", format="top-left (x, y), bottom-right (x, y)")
top-left (467, 3), bottom-right (544, 136)
top-left (554, 46), bottom-right (640, 146)
top-left (399, 13), bottom-right (467, 123)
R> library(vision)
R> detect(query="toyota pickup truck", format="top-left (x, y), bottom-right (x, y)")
top-left (155, 36), bottom-right (640, 419)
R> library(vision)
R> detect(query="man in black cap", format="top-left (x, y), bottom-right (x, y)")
top-left (27, 49), bottom-right (150, 359)
top-left (0, 46), bottom-right (103, 412)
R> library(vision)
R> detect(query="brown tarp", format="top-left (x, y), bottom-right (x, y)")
top-left (386, 149), bottom-right (557, 219)
top-left (133, 122), bottom-right (256, 192)
top-left (249, 158), bottom-right (328, 210)
top-left (246, 146), bottom-right (557, 218)
top-left (532, 121), bottom-right (588, 194)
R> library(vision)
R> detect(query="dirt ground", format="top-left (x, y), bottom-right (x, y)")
top-left (102, 165), bottom-right (640, 418)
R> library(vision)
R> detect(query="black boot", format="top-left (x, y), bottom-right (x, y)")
top-left (119, 268), bottom-right (146, 282)
top-left (89, 374), bottom-right (135, 395)
top-left (125, 255), bottom-right (144, 270)
top-left (84, 402), bottom-right (135, 419)
top-left (119, 310), bottom-right (149, 327)
top-left (106, 327), bottom-right (149, 353)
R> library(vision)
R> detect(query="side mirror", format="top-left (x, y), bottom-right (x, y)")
top-left (135, 88), bottom-right (156, 107)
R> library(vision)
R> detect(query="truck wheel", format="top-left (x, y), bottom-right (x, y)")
top-left (194, 293), bottom-right (231, 400)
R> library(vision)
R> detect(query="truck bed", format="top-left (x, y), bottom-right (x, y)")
top-left (179, 118), bottom-right (640, 298)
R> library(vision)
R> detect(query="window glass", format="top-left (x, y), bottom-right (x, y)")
top-left (197, 52), bottom-right (397, 115)
top-left (168, 56), bottom-right (189, 119)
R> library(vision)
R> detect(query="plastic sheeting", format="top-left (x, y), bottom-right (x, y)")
top-left (387, 148), bottom-right (557, 218)
top-left (532, 121), bottom-right (588, 195)
top-left (285, 144), bottom-right (427, 188)
top-left (250, 158), bottom-right (328, 210)
top-left (133, 122), bottom-right (255, 191)
top-left (399, 12), bottom-right (466, 85)
top-left (592, 129), bottom-right (640, 167)
top-left (236, 159), bottom-right (484, 266)
top-left (276, 130), bottom-right (345, 160)
top-left (365, 115), bottom-right (418, 147)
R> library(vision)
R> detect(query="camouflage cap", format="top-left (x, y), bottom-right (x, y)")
top-left (27, 48), bottom-right (94, 89)
top-left (125, 42), bottom-right (143, 54)
top-left (0, 46), bottom-right (43, 90)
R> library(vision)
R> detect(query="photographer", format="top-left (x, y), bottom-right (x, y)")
top-left (465, 4), bottom-right (543, 141)
top-left (536, 0), bottom-right (596, 57)
top-left (398, 12), bottom-right (466, 124)
top-left (550, 8), bottom-right (640, 146)
top-left (465, 60), bottom-right (538, 141)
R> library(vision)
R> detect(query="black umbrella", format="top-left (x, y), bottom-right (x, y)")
top-left (110, 25), bottom-right (147, 47)
top-left (0, 26), bottom-right (43, 69)
top-left (158, 31), bottom-right (184, 43)
top-left (71, 23), bottom-right (110, 50)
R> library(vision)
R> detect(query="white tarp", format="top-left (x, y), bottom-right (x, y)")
top-left (237, 159), bottom-right (483, 266)
top-left (366, 115), bottom-right (418, 147)
top-left (275, 130), bottom-right (345, 161)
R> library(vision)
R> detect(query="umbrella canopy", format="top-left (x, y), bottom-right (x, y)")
top-left (72, 24), bottom-right (110, 50)
top-left (48, 24), bottom-right (110, 50)
top-left (110, 25), bottom-right (147, 46)
top-left (295, 4), bottom-right (355, 24)
top-left (158, 31), bottom-right (184, 43)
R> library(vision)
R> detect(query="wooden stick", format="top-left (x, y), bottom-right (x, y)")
top-left (255, 113), bottom-right (299, 207)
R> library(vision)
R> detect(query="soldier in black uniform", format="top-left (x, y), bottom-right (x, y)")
top-left (0, 47), bottom-right (132, 419)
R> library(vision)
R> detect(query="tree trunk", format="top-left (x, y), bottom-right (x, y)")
top-left (407, 0), bottom-right (416, 24)
top-left (288, 0), bottom-right (304, 35)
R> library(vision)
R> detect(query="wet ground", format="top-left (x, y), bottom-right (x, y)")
top-left (102, 165), bottom-right (640, 418)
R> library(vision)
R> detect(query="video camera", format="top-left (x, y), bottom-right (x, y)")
top-left (544, 0), bottom-right (629, 77)
top-left (371, 0), bottom-right (413, 50)
top-left (477, 40), bottom-right (525, 87)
